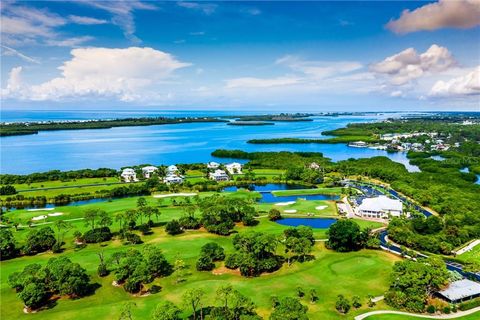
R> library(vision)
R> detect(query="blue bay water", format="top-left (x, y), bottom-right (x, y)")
top-left (1, 111), bottom-right (420, 174)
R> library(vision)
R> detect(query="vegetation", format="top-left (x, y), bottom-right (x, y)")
top-left (326, 220), bottom-right (367, 252)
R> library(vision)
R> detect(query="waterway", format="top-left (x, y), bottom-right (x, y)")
top-left (1, 110), bottom-right (421, 174)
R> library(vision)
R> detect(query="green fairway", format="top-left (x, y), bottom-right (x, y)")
top-left (457, 244), bottom-right (480, 264)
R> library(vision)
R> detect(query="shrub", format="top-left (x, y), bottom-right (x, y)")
top-left (458, 298), bottom-right (480, 311)
top-left (443, 306), bottom-right (451, 314)
top-left (125, 233), bottom-right (142, 244)
top-left (97, 263), bottom-right (108, 277)
top-left (137, 224), bottom-right (151, 235)
top-left (335, 295), bottom-right (351, 314)
top-left (124, 277), bottom-right (141, 294)
top-left (196, 255), bottom-right (215, 271)
top-left (268, 209), bottom-right (282, 221)
top-left (200, 242), bottom-right (225, 261)
top-left (225, 253), bottom-right (241, 269)
top-left (165, 220), bottom-right (183, 235)
top-left (83, 227), bottom-right (112, 243)
top-left (296, 286), bottom-right (305, 298)
top-left (426, 305), bottom-right (436, 314)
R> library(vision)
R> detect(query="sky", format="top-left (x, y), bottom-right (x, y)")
top-left (1, 0), bottom-right (479, 111)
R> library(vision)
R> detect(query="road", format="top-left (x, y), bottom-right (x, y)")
top-left (355, 306), bottom-right (480, 320)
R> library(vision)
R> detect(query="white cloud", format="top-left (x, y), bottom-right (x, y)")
top-left (225, 76), bottom-right (301, 89)
top-left (276, 55), bottom-right (363, 79)
top-left (45, 36), bottom-right (94, 47)
top-left (2, 47), bottom-right (191, 101)
top-left (1, 66), bottom-right (25, 98)
top-left (1, 45), bottom-right (39, 64)
top-left (387, 0), bottom-right (480, 34)
top-left (370, 44), bottom-right (456, 85)
top-left (80, 1), bottom-right (157, 43)
top-left (430, 67), bottom-right (480, 97)
top-left (68, 15), bottom-right (108, 25)
top-left (390, 90), bottom-right (403, 97)
top-left (177, 2), bottom-right (218, 15)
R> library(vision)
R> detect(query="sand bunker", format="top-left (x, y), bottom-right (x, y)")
top-left (48, 212), bottom-right (64, 217)
top-left (315, 205), bottom-right (327, 210)
top-left (153, 193), bottom-right (197, 198)
top-left (27, 208), bottom-right (54, 212)
top-left (284, 209), bottom-right (297, 213)
top-left (275, 201), bottom-right (296, 206)
top-left (32, 215), bottom-right (48, 221)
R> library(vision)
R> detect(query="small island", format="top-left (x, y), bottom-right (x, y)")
top-left (227, 121), bottom-right (275, 126)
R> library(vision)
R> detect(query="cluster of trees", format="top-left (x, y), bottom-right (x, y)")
top-left (106, 245), bottom-right (172, 294)
top-left (0, 168), bottom-right (118, 185)
top-left (197, 195), bottom-right (257, 235)
top-left (385, 257), bottom-right (449, 312)
top-left (283, 226), bottom-right (314, 265)
top-left (326, 220), bottom-right (377, 252)
top-left (8, 257), bottom-right (91, 310)
top-left (196, 242), bottom-right (225, 271)
top-left (284, 167), bottom-right (323, 184)
top-left (225, 232), bottom-right (281, 277)
top-left (0, 228), bottom-right (18, 259)
top-left (0, 185), bottom-right (16, 195)
top-left (81, 208), bottom-right (113, 243)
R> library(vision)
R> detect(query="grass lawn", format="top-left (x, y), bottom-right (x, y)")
top-left (272, 187), bottom-right (342, 196)
top-left (457, 244), bottom-right (480, 264)
top-left (363, 313), bottom-right (480, 320)
top-left (11, 177), bottom-right (121, 191)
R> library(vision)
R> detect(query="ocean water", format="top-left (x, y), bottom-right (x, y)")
top-left (0, 111), bottom-right (421, 174)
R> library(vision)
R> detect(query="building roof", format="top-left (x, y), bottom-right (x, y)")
top-left (142, 166), bottom-right (158, 171)
top-left (211, 169), bottom-right (228, 176)
top-left (122, 168), bottom-right (135, 174)
top-left (438, 279), bottom-right (480, 302)
top-left (358, 195), bottom-right (402, 212)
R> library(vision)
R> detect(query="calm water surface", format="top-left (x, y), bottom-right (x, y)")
top-left (1, 111), bottom-right (420, 174)
top-left (276, 218), bottom-right (337, 228)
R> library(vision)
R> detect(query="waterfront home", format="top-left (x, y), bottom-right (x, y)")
top-left (163, 173), bottom-right (183, 184)
top-left (167, 165), bottom-right (179, 174)
top-left (356, 195), bottom-right (403, 219)
top-left (209, 169), bottom-right (230, 181)
top-left (437, 279), bottom-right (480, 303)
top-left (225, 162), bottom-right (243, 174)
top-left (121, 168), bottom-right (137, 182)
top-left (142, 166), bottom-right (158, 178)
top-left (207, 161), bottom-right (220, 169)
top-left (348, 141), bottom-right (368, 148)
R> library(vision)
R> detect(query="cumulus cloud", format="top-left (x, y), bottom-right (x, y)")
top-left (225, 76), bottom-right (301, 89)
top-left (68, 15), bottom-right (108, 25)
top-left (370, 44), bottom-right (456, 85)
top-left (2, 47), bottom-right (191, 101)
top-left (387, 0), bottom-right (480, 34)
top-left (430, 67), bottom-right (480, 97)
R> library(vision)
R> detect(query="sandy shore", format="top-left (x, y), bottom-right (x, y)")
top-left (153, 193), bottom-right (197, 198)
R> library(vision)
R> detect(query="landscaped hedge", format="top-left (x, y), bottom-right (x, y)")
top-left (458, 298), bottom-right (480, 311)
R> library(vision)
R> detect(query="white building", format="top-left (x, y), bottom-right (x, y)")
top-left (209, 169), bottom-right (229, 181)
top-left (356, 195), bottom-right (403, 219)
top-left (163, 173), bottom-right (183, 184)
top-left (207, 161), bottom-right (220, 169)
top-left (142, 166), bottom-right (158, 178)
top-left (225, 162), bottom-right (242, 174)
top-left (349, 141), bottom-right (368, 147)
top-left (121, 168), bottom-right (137, 182)
top-left (309, 162), bottom-right (320, 170)
top-left (167, 165), bottom-right (179, 174)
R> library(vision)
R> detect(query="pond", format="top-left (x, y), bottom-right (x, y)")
top-left (222, 183), bottom-right (308, 192)
top-left (276, 217), bottom-right (337, 228)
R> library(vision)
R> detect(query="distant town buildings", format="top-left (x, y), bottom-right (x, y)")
top-left (163, 173), bottom-right (183, 184)
top-left (121, 168), bottom-right (137, 182)
top-left (167, 165), bottom-right (179, 174)
top-left (209, 169), bottom-right (230, 181)
top-left (356, 195), bottom-right (403, 219)
top-left (207, 161), bottom-right (220, 169)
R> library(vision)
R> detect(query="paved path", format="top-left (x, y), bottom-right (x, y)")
top-left (355, 306), bottom-right (480, 320)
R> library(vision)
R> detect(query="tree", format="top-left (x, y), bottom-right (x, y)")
top-left (99, 211), bottom-right (113, 228)
top-left (335, 295), bottom-right (351, 314)
top-left (352, 295), bottom-right (362, 309)
top-left (269, 297), bottom-right (308, 320)
top-left (45, 256), bottom-right (90, 297)
top-left (200, 242), bottom-right (225, 261)
top-left (196, 255), bottom-right (215, 271)
top-left (309, 289), bottom-right (318, 303)
top-left (24, 226), bottom-right (56, 255)
top-left (18, 282), bottom-right (49, 310)
top-left (137, 197), bottom-right (147, 208)
top-left (385, 257), bottom-right (449, 312)
top-left (152, 301), bottom-right (181, 320)
top-left (327, 219), bottom-right (366, 252)
top-left (173, 257), bottom-right (187, 284)
top-left (84, 208), bottom-right (100, 231)
top-left (165, 220), bottom-right (183, 235)
top-left (0, 228), bottom-right (17, 260)
top-left (97, 252), bottom-right (108, 277)
top-left (268, 208), bottom-right (282, 221)
top-left (53, 220), bottom-right (72, 248)
top-left (182, 288), bottom-right (204, 320)
top-left (119, 302), bottom-right (136, 320)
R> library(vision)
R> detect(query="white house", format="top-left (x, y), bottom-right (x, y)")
top-left (348, 141), bottom-right (368, 147)
top-left (142, 166), bottom-right (158, 178)
top-left (163, 173), bottom-right (183, 184)
top-left (167, 165), bottom-right (179, 174)
top-left (209, 169), bottom-right (229, 181)
top-left (207, 161), bottom-right (220, 169)
top-left (121, 168), bottom-right (137, 182)
top-left (225, 162), bottom-right (242, 174)
top-left (356, 195), bottom-right (403, 219)
top-left (309, 162), bottom-right (320, 170)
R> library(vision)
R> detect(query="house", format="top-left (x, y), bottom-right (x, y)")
top-left (207, 161), bottom-right (220, 169)
top-left (309, 162), bottom-right (321, 170)
top-left (142, 166), bottom-right (158, 178)
top-left (121, 168), bottom-right (137, 182)
top-left (348, 141), bottom-right (368, 147)
top-left (163, 173), bottom-right (183, 184)
top-left (437, 279), bottom-right (480, 303)
top-left (356, 195), bottom-right (403, 219)
top-left (225, 162), bottom-right (242, 174)
top-left (209, 169), bottom-right (230, 181)
top-left (167, 165), bottom-right (179, 174)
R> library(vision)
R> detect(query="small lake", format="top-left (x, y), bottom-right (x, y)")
top-left (222, 183), bottom-right (308, 192)
top-left (276, 217), bottom-right (337, 228)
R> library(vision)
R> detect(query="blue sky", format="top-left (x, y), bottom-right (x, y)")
top-left (1, 0), bottom-right (479, 111)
